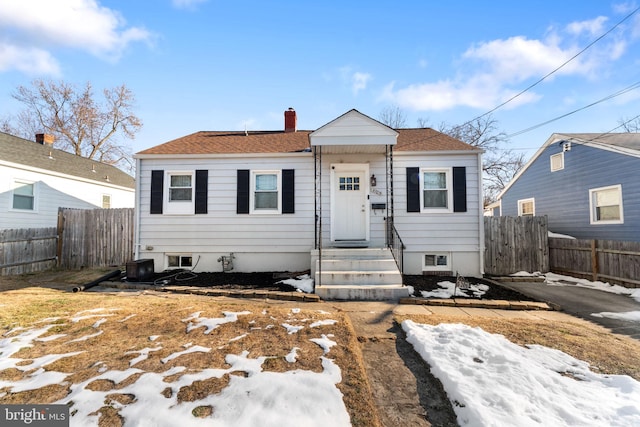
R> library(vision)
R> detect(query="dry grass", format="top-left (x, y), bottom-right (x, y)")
top-left (0, 280), bottom-right (379, 427)
top-left (395, 313), bottom-right (640, 381)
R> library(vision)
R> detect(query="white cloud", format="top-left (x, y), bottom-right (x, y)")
top-left (566, 16), bottom-right (609, 36)
top-left (352, 72), bottom-right (372, 95)
top-left (172, 0), bottom-right (208, 9)
top-left (0, 44), bottom-right (61, 75)
top-left (383, 13), bottom-right (630, 112)
top-left (0, 0), bottom-right (152, 74)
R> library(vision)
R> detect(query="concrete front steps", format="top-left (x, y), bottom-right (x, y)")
top-left (314, 248), bottom-right (410, 301)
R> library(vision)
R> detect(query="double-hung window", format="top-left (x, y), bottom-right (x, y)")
top-left (251, 170), bottom-right (280, 213)
top-left (589, 185), bottom-right (623, 224)
top-left (518, 198), bottom-right (535, 216)
top-left (165, 172), bottom-right (194, 214)
top-left (12, 180), bottom-right (35, 211)
top-left (421, 168), bottom-right (452, 212)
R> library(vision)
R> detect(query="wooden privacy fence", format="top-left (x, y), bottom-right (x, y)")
top-left (484, 216), bottom-right (549, 276)
top-left (0, 228), bottom-right (58, 275)
top-left (550, 238), bottom-right (640, 288)
top-left (57, 208), bottom-right (135, 269)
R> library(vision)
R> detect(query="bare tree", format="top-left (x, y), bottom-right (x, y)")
top-left (416, 117), bottom-right (431, 128)
top-left (439, 115), bottom-right (525, 205)
top-left (378, 105), bottom-right (408, 128)
top-left (9, 79), bottom-right (142, 172)
top-left (617, 115), bottom-right (640, 132)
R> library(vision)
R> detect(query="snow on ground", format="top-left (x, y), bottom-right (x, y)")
top-left (543, 272), bottom-right (640, 320)
top-left (420, 280), bottom-right (489, 299)
top-left (403, 320), bottom-right (640, 427)
top-left (277, 274), bottom-right (314, 293)
top-left (0, 307), bottom-right (348, 427)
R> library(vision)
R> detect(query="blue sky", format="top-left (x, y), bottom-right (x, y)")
top-left (1, 1), bottom-right (639, 161)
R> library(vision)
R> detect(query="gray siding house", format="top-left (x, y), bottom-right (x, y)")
top-left (496, 133), bottom-right (640, 241)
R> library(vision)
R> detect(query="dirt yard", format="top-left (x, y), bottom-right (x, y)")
top-left (2, 269), bottom-right (640, 427)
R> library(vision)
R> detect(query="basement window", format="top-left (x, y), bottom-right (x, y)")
top-left (167, 254), bottom-right (193, 269)
top-left (423, 253), bottom-right (450, 271)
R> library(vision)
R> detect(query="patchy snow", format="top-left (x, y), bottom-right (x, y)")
top-left (310, 319), bottom-right (338, 328)
top-left (282, 323), bottom-right (304, 334)
top-left (125, 346), bottom-right (163, 366)
top-left (6, 295), bottom-right (640, 427)
top-left (545, 272), bottom-right (640, 302)
top-left (278, 274), bottom-right (314, 293)
top-left (309, 334), bottom-right (337, 355)
top-left (67, 330), bottom-right (103, 343)
top-left (420, 280), bottom-right (489, 299)
top-left (183, 311), bottom-right (251, 334)
top-left (161, 345), bottom-right (211, 364)
top-left (548, 231), bottom-right (576, 239)
top-left (403, 320), bottom-right (640, 427)
top-left (592, 311), bottom-right (640, 322)
top-left (510, 271), bottom-right (544, 277)
top-left (285, 347), bottom-right (300, 363)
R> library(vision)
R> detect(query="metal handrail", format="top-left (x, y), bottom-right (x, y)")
top-left (387, 220), bottom-right (405, 274)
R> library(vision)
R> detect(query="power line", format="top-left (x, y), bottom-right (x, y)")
top-left (506, 80), bottom-right (640, 138)
top-left (474, 5), bottom-right (640, 122)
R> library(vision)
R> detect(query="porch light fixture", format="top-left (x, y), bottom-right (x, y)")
top-left (370, 174), bottom-right (377, 187)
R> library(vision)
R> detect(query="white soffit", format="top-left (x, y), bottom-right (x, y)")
top-left (310, 109), bottom-right (397, 153)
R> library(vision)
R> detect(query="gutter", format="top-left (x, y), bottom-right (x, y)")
top-left (478, 151), bottom-right (485, 275)
top-left (134, 157), bottom-right (142, 261)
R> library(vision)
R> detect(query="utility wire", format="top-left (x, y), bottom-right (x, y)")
top-left (506, 80), bottom-right (640, 138)
top-left (474, 5), bottom-right (640, 122)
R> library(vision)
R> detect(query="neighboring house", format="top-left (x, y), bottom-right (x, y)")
top-left (495, 133), bottom-right (640, 241)
top-left (134, 109), bottom-right (484, 298)
top-left (0, 132), bottom-right (135, 229)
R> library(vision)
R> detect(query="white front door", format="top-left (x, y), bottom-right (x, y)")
top-left (331, 164), bottom-right (369, 241)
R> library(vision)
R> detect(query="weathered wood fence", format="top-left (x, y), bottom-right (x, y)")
top-left (0, 228), bottom-right (58, 275)
top-left (57, 208), bottom-right (135, 270)
top-left (550, 238), bottom-right (640, 288)
top-left (1, 208), bottom-right (135, 275)
top-left (484, 216), bottom-right (549, 276)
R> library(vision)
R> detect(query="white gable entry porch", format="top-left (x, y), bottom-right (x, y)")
top-left (309, 110), bottom-right (410, 300)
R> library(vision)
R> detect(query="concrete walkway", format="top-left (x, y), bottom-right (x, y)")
top-left (329, 301), bottom-right (588, 427)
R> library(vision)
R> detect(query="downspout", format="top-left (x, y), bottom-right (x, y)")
top-left (477, 151), bottom-right (485, 275)
top-left (133, 157), bottom-right (142, 261)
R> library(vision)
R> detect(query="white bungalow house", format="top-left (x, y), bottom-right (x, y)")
top-left (134, 109), bottom-right (484, 299)
top-left (0, 132), bottom-right (135, 229)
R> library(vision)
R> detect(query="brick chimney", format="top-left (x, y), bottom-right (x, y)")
top-left (284, 108), bottom-right (297, 133)
top-left (35, 133), bottom-right (55, 146)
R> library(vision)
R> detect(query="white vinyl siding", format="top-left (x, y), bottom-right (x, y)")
top-left (550, 153), bottom-right (564, 171)
top-left (394, 152), bottom-right (482, 276)
top-left (0, 164), bottom-right (134, 228)
top-left (518, 198), bottom-right (535, 216)
top-left (421, 168), bottom-right (453, 212)
top-left (136, 155), bottom-right (314, 269)
top-left (589, 185), bottom-right (623, 224)
top-left (12, 180), bottom-right (36, 211)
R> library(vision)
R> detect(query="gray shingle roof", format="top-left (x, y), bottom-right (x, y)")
top-left (556, 133), bottom-right (640, 151)
top-left (0, 132), bottom-right (134, 189)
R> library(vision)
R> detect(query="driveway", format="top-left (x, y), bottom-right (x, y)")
top-left (495, 280), bottom-right (640, 340)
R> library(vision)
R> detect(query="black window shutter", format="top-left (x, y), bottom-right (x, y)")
top-left (195, 170), bottom-right (208, 214)
top-left (282, 169), bottom-right (295, 214)
top-left (237, 170), bottom-right (250, 214)
top-left (453, 167), bottom-right (467, 212)
top-left (150, 170), bottom-right (164, 214)
top-left (406, 167), bottom-right (420, 212)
